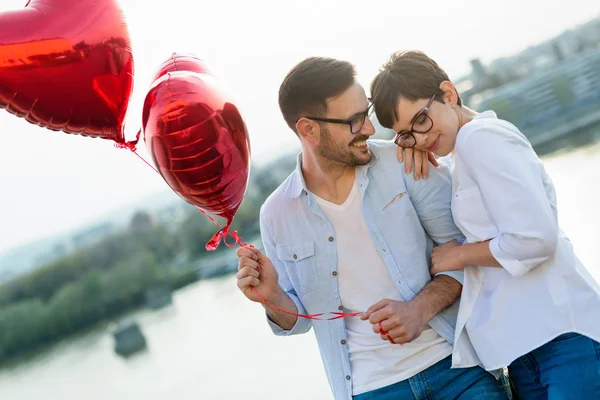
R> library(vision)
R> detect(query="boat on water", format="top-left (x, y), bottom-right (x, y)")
top-left (112, 318), bottom-right (147, 357)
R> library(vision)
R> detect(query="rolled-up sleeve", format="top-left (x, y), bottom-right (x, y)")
top-left (259, 208), bottom-right (312, 335)
top-left (458, 125), bottom-right (558, 277)
top-left (436, 270), bottom-right (464, 285)
top-left (405, 159), bottom-right (466, 284)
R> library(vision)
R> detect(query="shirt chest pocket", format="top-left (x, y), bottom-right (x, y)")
top-left (376, 193), bottom-right (422, 252)
top-left (452, 186), bottom-right (497, 242)
top-left (276, 241), bottom-right (319, 293)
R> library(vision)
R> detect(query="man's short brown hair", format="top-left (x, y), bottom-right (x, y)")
top-left (279, 57), bottom-right (356, 134)
top-left (370, 50), bottom-right (462, 129)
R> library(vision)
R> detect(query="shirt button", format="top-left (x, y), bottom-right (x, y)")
top-left (292, 254), bottom-right (297, 259)
top-left (383, 248), bottom-right (387, 253)
top-left (346, 375), bottom-right (351, 380)
top-left (341, 340), bottom-right (347, 345)
top-left (328, 236), bottom-right (334, 242)
top-left (332, 271), bottom-right (338, 276)
top-left (338, 305), bottom-right (344, 311)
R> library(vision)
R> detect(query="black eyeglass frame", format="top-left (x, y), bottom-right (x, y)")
top-left (393, 95), bottom-right (437, 148)
top-left (300, 103), bottom-right (374, 134)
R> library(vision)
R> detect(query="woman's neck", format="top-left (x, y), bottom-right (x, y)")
top-left (456, 105), bottom-right (480, 131)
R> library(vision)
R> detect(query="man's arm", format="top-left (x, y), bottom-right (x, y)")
top-left (263, 286), bottom-right (300, 331)
top-left (236, 243), bottom-right (303, 330)
top-left (404, 158), bottom-right (466, 284)
top-left (404, 158), bottom-right (463, 245)
top-left (259, 207), bottom-right (312, 336)
top-left (362, 275), bottom-right (461, 344)
top-left (411, 275), bottom-right (462, 324)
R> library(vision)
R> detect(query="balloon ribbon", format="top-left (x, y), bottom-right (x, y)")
top-left (119, 143), bottom-right (363, 321)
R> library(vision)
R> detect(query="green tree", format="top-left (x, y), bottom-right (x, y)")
top-left (0, 299), bottom-right (49, 359)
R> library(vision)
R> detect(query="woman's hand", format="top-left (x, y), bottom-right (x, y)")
top-left (397, 147), bottom-right (438, 180)
top-left (430, 240), bottom-right (465, 275)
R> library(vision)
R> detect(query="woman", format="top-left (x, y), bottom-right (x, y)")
top-left (370, 50), bottom-right (600, 399)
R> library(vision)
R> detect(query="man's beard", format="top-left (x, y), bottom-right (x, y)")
top-left (317, 125), bottom-right (371, 167)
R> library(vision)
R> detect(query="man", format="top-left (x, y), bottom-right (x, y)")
top-left (236, 57), bottom-right (507, 400)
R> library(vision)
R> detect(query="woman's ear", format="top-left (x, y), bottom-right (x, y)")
top-left (439, 81), bottom-right (459, 107)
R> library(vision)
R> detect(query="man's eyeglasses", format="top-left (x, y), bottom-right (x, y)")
top-left (302, 103), bottom-right (374, 134)
top-left (394, 95), bottom-right (436, 148)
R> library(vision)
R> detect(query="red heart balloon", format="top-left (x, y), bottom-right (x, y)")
top-left (0, 0), bottom-right (134, 143)
top-left (142, 53), bottom-right (251, 250)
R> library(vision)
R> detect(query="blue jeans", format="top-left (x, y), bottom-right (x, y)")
top-left (354, 355), bottom-right (509, 400)
top-left (508, 332), bottom-right (600, 400)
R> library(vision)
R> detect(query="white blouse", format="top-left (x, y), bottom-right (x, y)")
top-left (449, 111), bottom-right (600, 371)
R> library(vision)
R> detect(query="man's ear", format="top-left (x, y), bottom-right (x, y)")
top-left (439, 81), bottom-right (459, 107)
top-left (296, 118), bottom-right (320, 143)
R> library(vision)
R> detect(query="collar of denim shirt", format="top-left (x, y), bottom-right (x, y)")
top-left (289, 148), bottom-right (380, 199)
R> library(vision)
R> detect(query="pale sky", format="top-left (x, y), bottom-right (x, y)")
top-left (0, 0), bottom-right (598, 254)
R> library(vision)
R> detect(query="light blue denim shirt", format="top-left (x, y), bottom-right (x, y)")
top-left (259, 140), bottom-right (465, 400)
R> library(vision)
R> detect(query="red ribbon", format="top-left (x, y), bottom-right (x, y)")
top-left (122, 145), bottom-right (364, 321)
top-left (251, 286), bottom-right (363, 321)
top-left (379, 321), bottom-right (396, 344)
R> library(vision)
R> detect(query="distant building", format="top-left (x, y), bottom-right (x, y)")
top-left (470, 49), bottom-right (600, 146)
top-left (450, 15), bottom-right (600, 145)
top-left (458, 15), bottom-right (600, 102)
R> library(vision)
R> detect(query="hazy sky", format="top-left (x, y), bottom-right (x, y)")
top-left (0, 0), bottom-right (598, 254)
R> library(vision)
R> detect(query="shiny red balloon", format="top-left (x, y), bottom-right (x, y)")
top-left (142, 53), bottom-right (251, 249)
top-left (0, 0), bottom-right (134, 143)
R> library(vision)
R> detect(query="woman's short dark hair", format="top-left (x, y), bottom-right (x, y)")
top-left (370, 50), bottom-right (462, 129)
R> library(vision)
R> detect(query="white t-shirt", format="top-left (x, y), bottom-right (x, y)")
top-left (314, 180), bottom-right (452, 395)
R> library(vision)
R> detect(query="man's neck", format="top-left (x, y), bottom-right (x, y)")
top-left (301, 152), bottom-right (356, 205)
